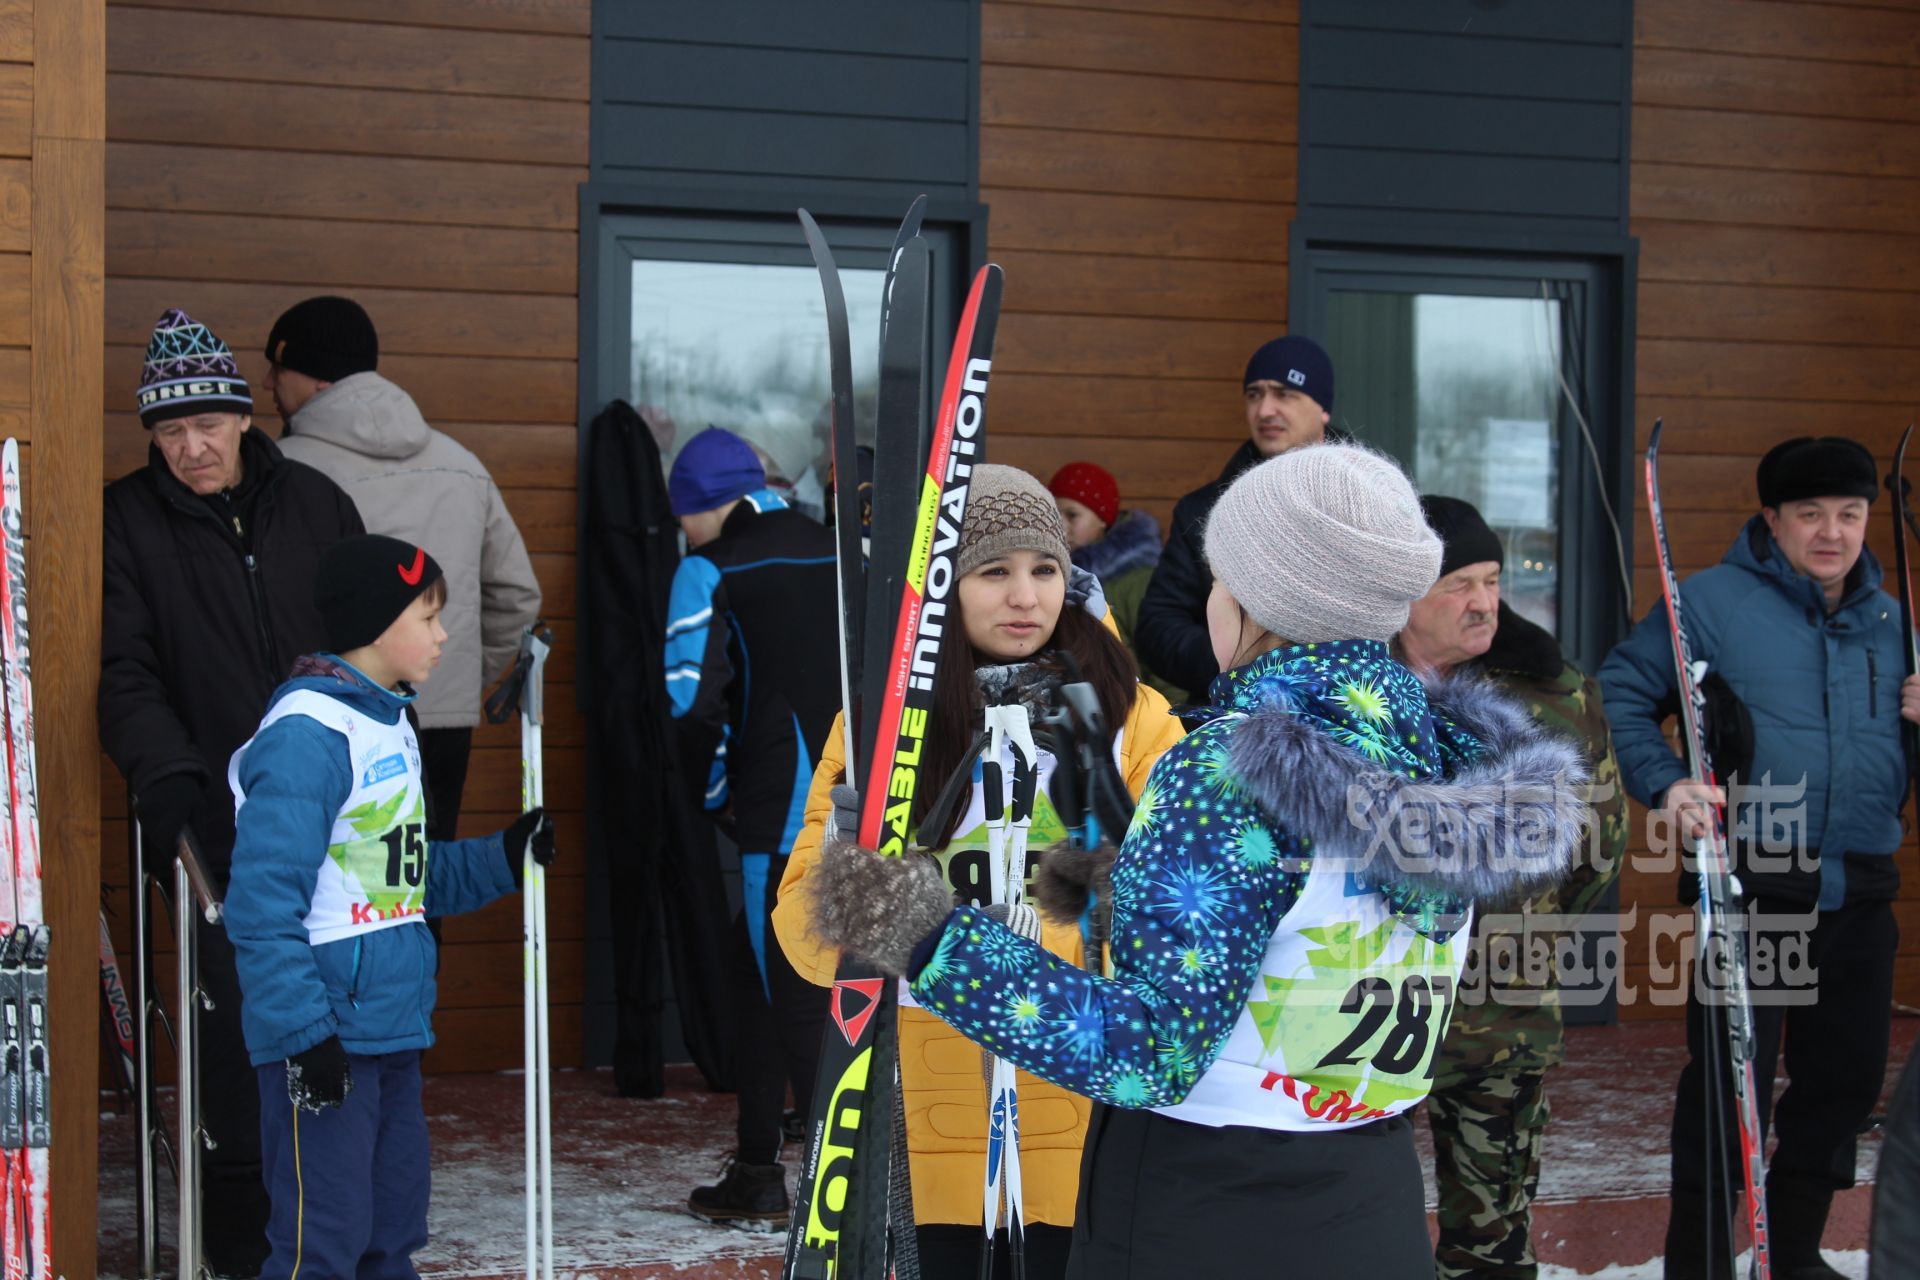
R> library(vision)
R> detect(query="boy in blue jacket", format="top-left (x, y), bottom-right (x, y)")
top-left (226, 534), bottom-right (555, 1279)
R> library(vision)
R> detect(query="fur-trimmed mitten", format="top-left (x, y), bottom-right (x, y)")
top-left (807, 839), bottom-right (957, 976)
top-left (1036, 841), bottom-right (1118, 943)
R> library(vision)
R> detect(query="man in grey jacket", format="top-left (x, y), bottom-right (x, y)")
top-left (265, 296), bottom-right (542, 837)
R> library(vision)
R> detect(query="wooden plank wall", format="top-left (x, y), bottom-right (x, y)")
top-left (18, 0), bottom-right (109, 1267)
top-left (977, 0), bottom-right (1299, 534)
top-left (98, 0), bottom-right (591, 1072)
top-left (1620, 0), bottom-right (1920, 1017)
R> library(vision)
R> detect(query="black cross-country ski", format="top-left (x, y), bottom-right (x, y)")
top-left (879, 195), bottom-right (927, 356)
top-left (799, 210), bottom-right (866, 776)
top-left (786, 262), bottom-right (1004, 1280)
top-left (862, 239), bottom-right (931, 758)
top-left (788, 200), bottom-right (929, 1280)
top-left (1645, 419), bottom-right (1771, 1280)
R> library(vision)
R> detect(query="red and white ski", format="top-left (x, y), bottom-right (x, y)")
top-left (1646, 420), bottom-right (1768, 1279)
top-left (0, 439), bottom-right (49, 1279)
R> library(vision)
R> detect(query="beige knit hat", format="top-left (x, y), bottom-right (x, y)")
top-left (957, 464), bottom-right (1071, 578)
top-left (1204, 443), bottom-right (1441, 643)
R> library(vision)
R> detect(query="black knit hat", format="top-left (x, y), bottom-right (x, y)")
top-left (1420, 495), bottom-right (1506, 578)
top-left (266, 296), bottom-right (379, 383)
top-left (1756, 436), bottom-right (1878, 508)
top-left (315, 535), bottom-right (444, 653)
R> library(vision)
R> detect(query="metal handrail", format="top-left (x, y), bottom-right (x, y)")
top-left (174, 828), bottom-right (223, 1280)
top-left (128, 809), bottom-right (227, 1280)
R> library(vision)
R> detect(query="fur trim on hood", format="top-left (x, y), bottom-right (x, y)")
top-left (1226, 668), bottom-right (1591, 908)
top-left (1072, 509), bottom-right (1161, 583)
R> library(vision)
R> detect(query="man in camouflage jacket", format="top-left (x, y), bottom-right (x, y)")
top-left (1399, 497), bottom-right (1627, 1279)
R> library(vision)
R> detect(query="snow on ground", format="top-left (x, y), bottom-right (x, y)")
top-left (1541, 1251), bottom-right (1868, 1279)
top-left (98, 1019), bottom-right (1911, 1278)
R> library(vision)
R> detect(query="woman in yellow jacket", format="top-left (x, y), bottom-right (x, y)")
top-left (774, 464), bottom-right (1183, 1278)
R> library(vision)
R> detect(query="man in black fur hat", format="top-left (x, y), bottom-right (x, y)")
top-left (1601, 436), bottom-right (1920, 1279)
top-left (1400, 495), bottom-right (1627, 1280)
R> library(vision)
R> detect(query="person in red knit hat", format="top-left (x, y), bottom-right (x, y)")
top-left (1048, 461), bottom-right (1177, 699)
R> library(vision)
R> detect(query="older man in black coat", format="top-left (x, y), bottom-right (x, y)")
top-left (99, 308), bottom-right (363, 1277)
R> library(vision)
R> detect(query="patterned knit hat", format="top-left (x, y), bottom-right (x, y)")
top-left (1205, 443), bottom-right (1440, 643)
top-left (138, 308), bottom-right (253, 428)
top-left (957, 465), bottom-right (1071, 578)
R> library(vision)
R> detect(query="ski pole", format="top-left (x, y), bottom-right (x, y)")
top-left (978, 706), bottom-right (1038, 1280)
top-left (514, 625), bottom-right (555, 1280)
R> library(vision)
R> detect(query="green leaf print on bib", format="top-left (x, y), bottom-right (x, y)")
top-left (1247, 918), bottom-right (1456, 1112)
top-left (330, 790), bottom-right (430, 915)
top-left (932, 790), bottom-right (1068, 908)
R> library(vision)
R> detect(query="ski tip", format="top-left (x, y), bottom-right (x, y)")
top-left (1648, 416), bottom-right (1665, 456)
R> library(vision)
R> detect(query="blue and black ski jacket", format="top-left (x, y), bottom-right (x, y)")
top-left (664, 489), bottom-right (841, 855)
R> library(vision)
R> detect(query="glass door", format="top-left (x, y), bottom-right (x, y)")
top-left (1302, 250), bottom-right (1628, 1027)
top-left (1325, 289), bottom-right (1567, 634)
top-left (1300, 251), bottom-right (1625, 676)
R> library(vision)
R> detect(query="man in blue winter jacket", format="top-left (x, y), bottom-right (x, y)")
top-left (1598, 436), bottom-right (1920, 1280)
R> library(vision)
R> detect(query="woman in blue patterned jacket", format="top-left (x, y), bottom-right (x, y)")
top-left (805, 443), bottom-right (1591, 1277)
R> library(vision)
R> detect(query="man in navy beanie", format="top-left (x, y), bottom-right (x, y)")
top-left (663, 426), bottom-right (836, 1230)
top-left (1135, 334), bottom-right (1338, 701)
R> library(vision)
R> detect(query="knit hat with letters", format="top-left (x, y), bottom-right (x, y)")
top-left (137, 308), bottom-right (253, 428)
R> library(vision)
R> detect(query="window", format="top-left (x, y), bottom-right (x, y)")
top-left (629, 258), bottom-right (885, 520)
top-left (590, 209), bottom-right (963, 514)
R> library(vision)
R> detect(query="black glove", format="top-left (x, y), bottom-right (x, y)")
top-left (135, 774), bottom-right (202, 855)
top-left (504, 807), bottom-right (555, 887)
top-left (286, 1035), bottom-right (352, 1112)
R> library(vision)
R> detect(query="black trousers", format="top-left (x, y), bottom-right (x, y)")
top-left (917, 1223), bottom-right (1073, 1280)
top-left (730, 853), bottom-right (829, 1164)
top-left (1671, 897), bottom-right (1897, 1201)
top-left (1066, 1104), bottom-right (1430, 1278)
top-left (418, 726), bottom-right (475, 840)
top-left (1871, 1050), bottom-right (1920, 1279)
top-left (195, 912), bottom-right (273, 1276)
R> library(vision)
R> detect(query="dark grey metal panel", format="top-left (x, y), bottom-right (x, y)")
top-left (1309, 89), bottom-right (1618, 161)
top-left (1308, 28), bottom-right (1625, 102)
top-left (598, 105), bottom-right (969, 185)
top-left (599, 0), bottom-right (970, 58)
top-left (1299, 0), bottom-right (1632, 237)
top-left (1306, 148), bottom-right (1621, 221)
top-left (598, 40), bottom-right (970, 121)
top-left (591, 1), bottom-right (978, 201)
top-left (1313, 0), bottom-right (1627, 44)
